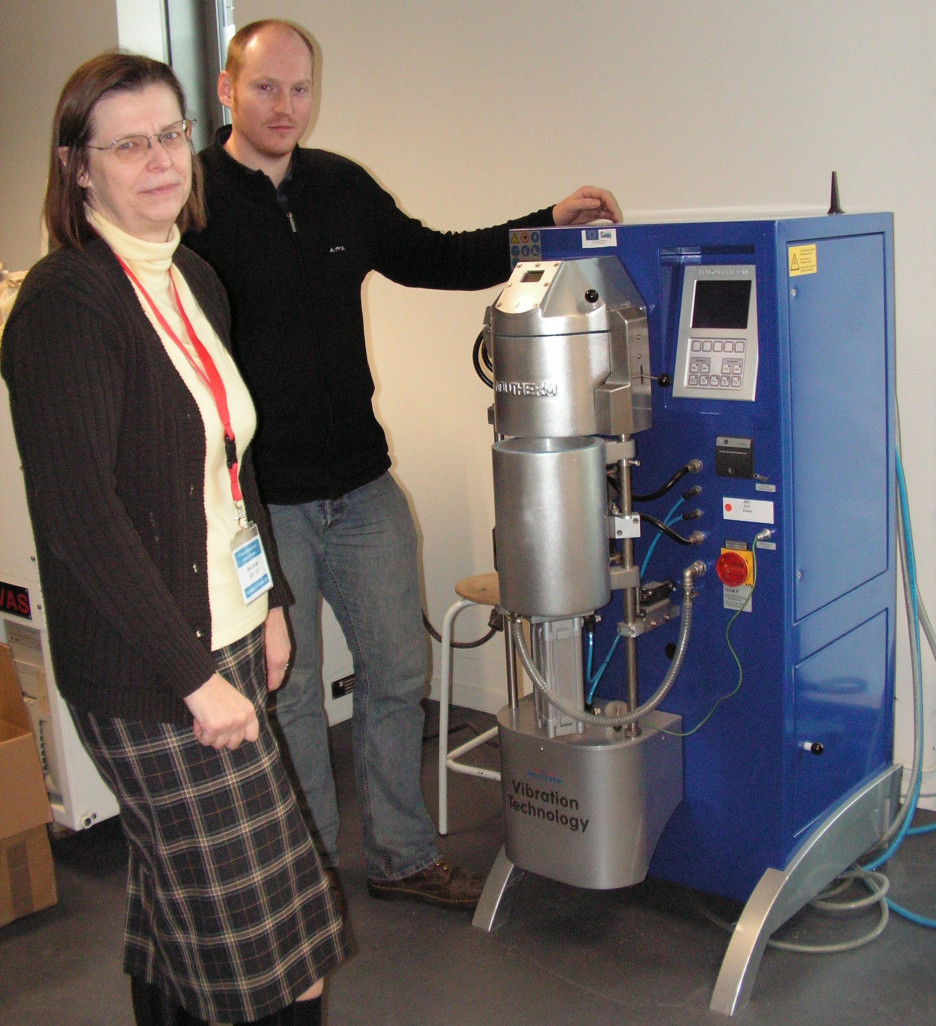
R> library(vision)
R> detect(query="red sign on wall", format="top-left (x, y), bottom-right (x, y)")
top-left (0, 581), bottom-right (32, 620)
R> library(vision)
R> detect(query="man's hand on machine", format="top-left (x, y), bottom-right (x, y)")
top-left (553, 186), bottom-right (622, 226)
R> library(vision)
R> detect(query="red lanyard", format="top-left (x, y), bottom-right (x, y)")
top-left (116, 256), bottom-right (246, 514)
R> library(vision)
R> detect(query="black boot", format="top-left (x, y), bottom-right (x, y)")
top-left (130, 977), bottom-right (209, 1026)
top-left (288, 996), bottom-right (323, 1026)
top-left (234, 995), bottom-right (322, 1026)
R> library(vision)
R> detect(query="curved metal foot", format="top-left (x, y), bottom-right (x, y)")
top-left (473, 844), bottom-right (525, 932)
top-left (709, 763), bottom-right (902, 1016)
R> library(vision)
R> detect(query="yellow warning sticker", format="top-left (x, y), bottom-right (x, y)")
top-left (789, 244), bottom-right (818, 277)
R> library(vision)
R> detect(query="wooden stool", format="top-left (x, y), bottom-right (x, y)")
top-left (437, 573), bottom-right (502, 835)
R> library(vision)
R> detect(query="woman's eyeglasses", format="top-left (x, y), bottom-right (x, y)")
top-left (86, 119), bottom-right (196, 163)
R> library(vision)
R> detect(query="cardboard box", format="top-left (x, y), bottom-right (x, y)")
top-left (0, 824), bottom-right (57, 926)
top-left (0, 642), bottom-right (56, 925)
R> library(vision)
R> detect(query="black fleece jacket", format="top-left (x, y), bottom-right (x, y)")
top-left (184, 127), bottom-right (556, 503)
top-left (1, 238), bottom-right (289, 724)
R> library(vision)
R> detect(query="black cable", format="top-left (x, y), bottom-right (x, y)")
top-left (639, 512), bottom-right (696, 545)
top-left (630, 459), bottom-right (703, 502)
top-left (422, 609), bottom-right (499, 649)
top-left (472, 330), bottom-right (493, 388)
top-left (423, 720), bottom-right (500, 745)
top-left (434, 328), bottom-right (501, 647)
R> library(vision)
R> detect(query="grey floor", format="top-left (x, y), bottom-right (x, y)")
top-left (2, 702), bottom-right (935, 1025)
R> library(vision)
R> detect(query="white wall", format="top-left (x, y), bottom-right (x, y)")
top-left (0, 0), bottom-right (119, 268)
top-left (2, 1), bottom-right (935, 795)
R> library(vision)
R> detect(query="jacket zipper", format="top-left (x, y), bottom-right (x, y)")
top-left (280, 199), bottom-right (336, 461)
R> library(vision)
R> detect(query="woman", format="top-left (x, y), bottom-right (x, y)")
top-left (1, 53), bottom-right (347, 1026)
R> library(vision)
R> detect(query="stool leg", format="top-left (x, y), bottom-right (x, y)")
top-left (438, 598), bottom-right (474, 835)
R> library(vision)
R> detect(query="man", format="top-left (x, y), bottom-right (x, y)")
top-left (185, 18), bottom-right (621, 910)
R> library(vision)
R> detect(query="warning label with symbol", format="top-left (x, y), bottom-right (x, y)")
top-left (788, 244), bottom-right (818, 277)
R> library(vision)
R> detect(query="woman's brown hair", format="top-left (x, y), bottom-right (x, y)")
top-left (45, 51), bottom-right (206, 249)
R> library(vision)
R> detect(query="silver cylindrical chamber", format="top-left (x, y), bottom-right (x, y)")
top-left (493, 436), bottom-right (610, 617)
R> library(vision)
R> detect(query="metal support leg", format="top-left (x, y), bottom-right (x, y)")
top-left (709, 763), bottom-right (902, 1016)
top-left (472, 843), bottom-right (525, 932)
top-left (438, 598), bottom-right (475, 836)
top-left (447, 729), bottom-right (500, 779)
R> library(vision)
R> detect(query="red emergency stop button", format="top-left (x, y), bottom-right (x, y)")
top-left (716, 549), bottom-right (752, 587)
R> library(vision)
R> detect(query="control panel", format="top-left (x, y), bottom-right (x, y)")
top-left (673, 265), bottom-right (758, 401)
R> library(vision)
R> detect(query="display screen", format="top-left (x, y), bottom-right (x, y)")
top-left (691, 279), bottom-right (752, 330)
top-left (522, 269), bottom-right (545, 283)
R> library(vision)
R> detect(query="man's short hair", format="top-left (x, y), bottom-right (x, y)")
top-left (225, 20), bottom-right (316, 81)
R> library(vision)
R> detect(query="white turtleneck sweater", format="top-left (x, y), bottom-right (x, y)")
top-left (89, 208), bottom-right (267, 649)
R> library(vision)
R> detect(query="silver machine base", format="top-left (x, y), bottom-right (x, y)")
top-left (473, 704), bottom-right (902, 1018)
top-left (495, 696), bottom-right (683, 890)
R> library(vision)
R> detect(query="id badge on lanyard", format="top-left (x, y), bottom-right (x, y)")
top-left (231, 522), bottom-right (273, 604)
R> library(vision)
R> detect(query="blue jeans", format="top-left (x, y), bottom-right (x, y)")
top-left (268, 473), bottom-right (439, 880)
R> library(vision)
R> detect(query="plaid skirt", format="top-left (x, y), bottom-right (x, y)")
top-left (70, 626), bottom-right (349, 1022)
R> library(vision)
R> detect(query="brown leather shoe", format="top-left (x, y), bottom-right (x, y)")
top-left (367, 858), bottom-right (484, 909)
